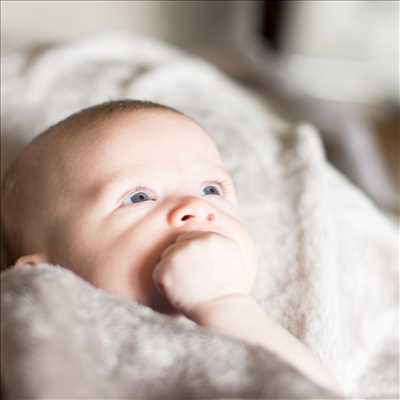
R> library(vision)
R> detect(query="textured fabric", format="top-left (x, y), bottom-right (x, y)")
top-left (1, 265), bottom-right (336, 399)
top-left (1, 34), bottom-right (398, 399)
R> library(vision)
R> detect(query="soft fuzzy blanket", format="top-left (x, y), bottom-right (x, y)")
top-left (1, 264), bottom-right (338, 399)
top-left (1, 35), bottom-right (398, 399)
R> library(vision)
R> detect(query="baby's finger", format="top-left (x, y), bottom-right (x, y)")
top-left (152, 260), bottom-right (168, 295)
top-left (159, 242), bottom-right (179, 260)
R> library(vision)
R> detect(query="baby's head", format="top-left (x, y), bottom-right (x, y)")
top-left (1, 100), bottom-right (257, 313)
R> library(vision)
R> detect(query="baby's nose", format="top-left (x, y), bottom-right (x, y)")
top-left (168, 197), bottom-right (216, 228)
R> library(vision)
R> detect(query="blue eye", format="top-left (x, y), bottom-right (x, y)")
top-left (121, 189), bottom-right (155, 207)
top-left (203, 184), bottom-right (221, 196)
top-left (128, 192), bottom-right (152, 203)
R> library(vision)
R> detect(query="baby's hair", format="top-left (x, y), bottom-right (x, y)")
top-left (40, 99), bottom-right (185, 137)
top-left (0, 99), bottom-right (189, 270)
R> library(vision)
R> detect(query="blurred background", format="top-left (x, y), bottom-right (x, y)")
top-left (1, 0), bottom-right (399, 215)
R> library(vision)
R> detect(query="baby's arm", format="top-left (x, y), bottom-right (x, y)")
top-left (153, 231), bottom-right (344, 397)
top-left (187, 294), bottom-right (343, 396)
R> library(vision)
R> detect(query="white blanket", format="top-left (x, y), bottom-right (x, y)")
top-left (1, 264), bottom-right (338, 399)
top-left (1, 34), bottom-right (398, 399)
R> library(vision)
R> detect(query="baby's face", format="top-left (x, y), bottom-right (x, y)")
top-left (37, 110), bottom-right (257, 313)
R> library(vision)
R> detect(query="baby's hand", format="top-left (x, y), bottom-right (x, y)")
top-left (152, 231), bottom-right (256, 316)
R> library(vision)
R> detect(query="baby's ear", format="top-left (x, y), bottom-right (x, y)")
top-left (15, 253), bottom-right (48, 267)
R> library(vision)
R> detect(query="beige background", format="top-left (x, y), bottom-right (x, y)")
top-left (1, 0), bottom-right (248, 54)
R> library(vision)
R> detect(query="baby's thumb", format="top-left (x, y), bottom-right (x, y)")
top-left (152, 260), bottom-right (170, 297)
top-left (152, 263), bottom-right (163, 295)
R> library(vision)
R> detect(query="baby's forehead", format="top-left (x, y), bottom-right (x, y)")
top-left (51, 109), bottom-right (224, 181)
top-left (69, 109), bottom-right (218, 156)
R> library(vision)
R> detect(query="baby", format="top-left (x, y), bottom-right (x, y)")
top-left (1, 100), bottom-right (343, 396)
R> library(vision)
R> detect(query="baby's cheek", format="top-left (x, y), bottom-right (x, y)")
top-left (93, 229), bottom-right (171, 302)
top-left (45, 223), bottom-right (80, 271)
top-left (211, 197), bottom-right (240, 220)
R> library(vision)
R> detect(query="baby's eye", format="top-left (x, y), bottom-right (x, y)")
top-left (203, 184), bottom-right (221, 196)
top-left (121, 188), bottom-right (155, 206)
top-left (129, 192), bottom-right (152, 203)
